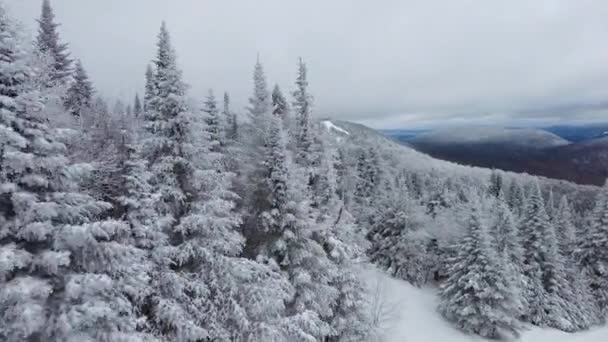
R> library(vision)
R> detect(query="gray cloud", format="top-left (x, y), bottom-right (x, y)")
top-left (7, 0), bottom-right (608, 128)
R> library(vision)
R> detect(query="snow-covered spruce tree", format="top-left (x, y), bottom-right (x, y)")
top-left (36, 0), bottom-right (71, 83)
top-left (292, 58), bottom-right (313, 167)
top-left (272, 83), bottom-right (289, 121)
top-left (114, 142), bottom-right (167, 335)
top-left (439, 201), bottom-right (520, 339)
top-left (64, 60), bottom-right (93, 117)
top-left (222, 91), bottom-right (237, 142)
top-left (519, 181), bottom-right (574, 330)
top-left (143, 64), bottom-right (155, 113)
top-left (309, 137), bottom-right (372, 341)
top-left (141, 22), bottom-right (247, 341)
top-left (262, 114), bottom-right (338, 340)
top-left (576, 180), bottom-right (608, 322)
top-left (488, 199), bottom-right (525, 315)
top-left (555, 195), bottom-right (595, 329)
top-left (239, 58), bottom-right (273, 236)
top-left (488, 170), bottom-right (505, 198)
top-left (0, 9), bottom-right (146, 340)
top-left (506, 178), bottom-right (526, 218)
top-left (354, 147), bottom-right (380, 208)
top-left (241, 76), bottom-right (338, 340)
top-left (546, 188), bottom-right (556, 221)
top-left (367, 182), bottom-right (436, 286)
top-left (134, 93), bottom-right (143, 118)
top-left (202, 89), bottom-right (222, 152)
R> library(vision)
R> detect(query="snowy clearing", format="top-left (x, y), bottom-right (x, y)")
top-left (363, 267), bottom-right (608, 342)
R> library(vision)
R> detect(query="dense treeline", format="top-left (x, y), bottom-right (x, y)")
top-left (364, 165), bottom-right (608, 338)
top-left (0, 2), bottom-right (370, 341)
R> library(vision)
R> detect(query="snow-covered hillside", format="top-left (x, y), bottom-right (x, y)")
top-left (364, 268), bottom-right (608, 342)
top-left (325, 120), bottom-right (598, 210)
top-left (411, 126), bottom-right (570, 148)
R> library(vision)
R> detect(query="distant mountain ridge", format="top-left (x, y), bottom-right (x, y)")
top-left (387, 125), bottom-right (608, 186)
top-left (544, 123), bottom-right (608, 142)
top-left (412, 127), bottom-right (570, 148)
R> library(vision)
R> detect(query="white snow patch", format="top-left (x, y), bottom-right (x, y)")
top-left (361, 267), bottom-right (608, 342)
top-left (322, 120), bottom-right (350, 135)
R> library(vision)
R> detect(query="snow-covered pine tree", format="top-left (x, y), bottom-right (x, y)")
top-left (272, 83), bottom-right (289, 121)
top-left (36, 0), bottom-right (72, 83)
top-left (555, 195), bottom-right (595, 329)
top-left (292, 58), bottom-right (313, 167)
top-left (519, 181), bottom-right (574, 330)
top-left (202, 89), bottom-right (222, 152)
top-left (577, 180), bottom-right (608, 322)
top-left (308, 137), bottom-right (372, 341)
top-left (367, 181), bottom-right (436, 286)
top-left (439, 201), bottom-right (520, 339)
top-left (241, 73), bottom-right (339, 338)
top-left (0, 8), bottom-right (146, 340)
top-left (546, 188), bottom-right (556, 221)
top-left (239, 58), bottom-right (274, 236)
top-left (248, 57), bottom-right (272, 135)
top-left (354, 147), bottom-right (380, 206)
top-left (222, 91), bottom-right (237, 142)
top-left (506, 178), bottom-right (526, 217)
top-left (488, 170), bottom-right (504, 198)
top-left (64, 60), bottom-right (93, 117)
top-left (134, 93), bottom-right (143, 118)
top-left (143, 64), bottom-right (155, 113)
top-left (141, 22), bottom-right (247, 341)
top-left (489, 199), bottom-right (525, 315)
top-left (262, 114), bottom-right (337, 340)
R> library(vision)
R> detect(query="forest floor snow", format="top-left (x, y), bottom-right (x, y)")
top-left (362, 267), bottom-right (608, 342)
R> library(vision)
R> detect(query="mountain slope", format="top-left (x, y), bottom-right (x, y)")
top-left (327, 120), bottom-right (599, 211)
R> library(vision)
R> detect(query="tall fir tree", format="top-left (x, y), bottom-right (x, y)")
top-left (546, 189), bottom-right (556, 221)
top-left (222, 91), bottom-right (237, 141)
top-left (134, 93), bottom-right (143, 118)
top-left (272, 83), bottom-right (289, 121)
top-left (439, 202), bottom-right (520, 339)
top-left (241, 63), bottom-right (341, 338)
top-left (141, 22), bottom-right (247, 341)
top-left (577, 180), bottom-right (608, 322)
top-left (143, 64), bottom-right (155, 113)
top-left (489, 200), bottom-right (525, 315)
top-left (202, 89), bottom-right (221, 151)
top-left (309, 138), bottom-right (372, 341)
top-left (506, 179), bottom-right (526, 217)
top-left (64, 60), bottom-right (93, 117)
top-left (36, 0), bottom-right (71, 82)
top-left (262, 115), bottom-right (337, 340)
top-left (292, 58), bottom-right (313, 166)
top-left (519, 181), bottom-right (574, 330)
top-left (0, 8), bottom-right (146, 340)
top-left (488, 170), bottom-right (504, 198)
top-left (555, 196), bottom-right (595, 329)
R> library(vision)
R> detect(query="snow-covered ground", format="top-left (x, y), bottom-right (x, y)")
top-left (363, 268), bottom-right (608, 342)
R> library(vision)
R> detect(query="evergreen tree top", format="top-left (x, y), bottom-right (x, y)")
top-left (36, 0), bottom-right (71, 81)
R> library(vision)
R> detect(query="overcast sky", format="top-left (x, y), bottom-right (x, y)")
top-left (7, 0), bottom-right (608, 129)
